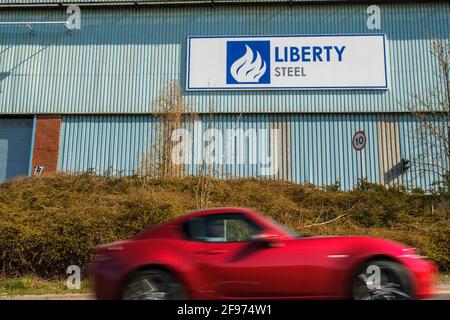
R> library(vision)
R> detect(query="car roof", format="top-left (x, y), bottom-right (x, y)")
top-left (182, 207), bottom-right (256, 219)
top-left (163, 207), bottom-right (256, 227)
top-left (133, 207), bottom-right (259, 240)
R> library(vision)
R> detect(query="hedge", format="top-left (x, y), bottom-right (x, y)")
top-left (0, 173), bottom-right (448, 277)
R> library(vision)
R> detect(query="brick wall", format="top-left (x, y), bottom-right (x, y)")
top-left (31, 115), bottom-right (61, 175)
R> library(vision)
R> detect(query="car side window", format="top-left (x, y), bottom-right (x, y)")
top-left (182, 214), bottom-right (263, 243)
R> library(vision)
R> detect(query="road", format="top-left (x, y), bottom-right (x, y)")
top-left (430, 282), bottom-right (450, 299)
top-left (1, 283), bottom-right (449, 300)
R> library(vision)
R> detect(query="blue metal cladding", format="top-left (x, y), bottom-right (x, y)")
top-left (182, 113), bottom-right (283, 180)
top-left (0, 117), bottom-right (33, 182)
top-left (290, 114), bottom-right (380, 190)
top-left (59, 114), bottom-right (281, 178)
top-left (58, 114), bottom-right (450, 190)
top-left (0, 3), bottom-right (449, 114)
top-left (58, 115), bottom-right (154, 175)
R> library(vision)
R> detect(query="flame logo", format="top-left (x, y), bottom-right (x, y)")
top-left (230, 45), bottom-right (267, 83)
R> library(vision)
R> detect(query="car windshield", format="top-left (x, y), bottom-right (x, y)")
top-left (264, 216), bottom-right (303, 238)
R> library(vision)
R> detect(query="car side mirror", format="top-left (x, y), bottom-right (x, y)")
top-left (252, 232), bottom-right (283, 247)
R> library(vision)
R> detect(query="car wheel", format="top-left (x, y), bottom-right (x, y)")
top-left (352, 259), bottom-right (413, 300)
top-left (122, 269), bottom-right (187, 300)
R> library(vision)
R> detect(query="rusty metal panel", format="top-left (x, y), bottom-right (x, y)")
top-left (377, 114), bottom-right (402, 186)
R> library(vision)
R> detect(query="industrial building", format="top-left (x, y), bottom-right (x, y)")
top-left (0, 0), bottom-right (448, 190)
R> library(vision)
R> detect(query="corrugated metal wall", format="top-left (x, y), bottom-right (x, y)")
top-left (59, 115), bottom-right (153, 175)
top-left (0, 3), bottom-right (448, 114)
top-left (4, 2), bottom-right (448, 190)
top-left (290, 113), bottom-right (380, 190)
top-left (59, 114), bottom-right (447, 190)
top-left (59, 114), bottom-right (285, 179)
top-left (183, 114), bottom-right (275, 179)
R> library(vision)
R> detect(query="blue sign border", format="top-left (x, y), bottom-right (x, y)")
top-left (186, 34), bottom-right (388, 91)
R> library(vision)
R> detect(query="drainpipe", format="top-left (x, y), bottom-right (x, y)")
top-left (28, 114), bottom-right (36, 176)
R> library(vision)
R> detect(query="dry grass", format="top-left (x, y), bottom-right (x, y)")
top-left (0, 276), bottom-right (90, 296)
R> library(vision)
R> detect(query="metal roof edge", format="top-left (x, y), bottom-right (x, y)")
top-left (0, 0), bottom-right (448, 10)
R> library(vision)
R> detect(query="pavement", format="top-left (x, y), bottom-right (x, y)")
top-left (1, 283), bottom-right (449, 300)
top-left (431, 282), bottom-right (450, 300)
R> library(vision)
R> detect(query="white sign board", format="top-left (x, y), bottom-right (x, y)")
top-left (186, 34), bottom-right (388, 91)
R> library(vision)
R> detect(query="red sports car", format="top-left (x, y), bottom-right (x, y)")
top-left (88, 207), bottom-right (437, 300)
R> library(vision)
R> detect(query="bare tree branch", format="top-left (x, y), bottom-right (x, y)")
top-left (404, 37), bottom-right (450, 192)
top-left (303, 201), bottom-right (362, 228)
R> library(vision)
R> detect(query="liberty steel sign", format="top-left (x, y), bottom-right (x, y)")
top-left (186, 34), bottom-right (388, 90)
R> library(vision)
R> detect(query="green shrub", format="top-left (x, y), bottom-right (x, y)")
top-left (0, 173), bottom-right (448, 277)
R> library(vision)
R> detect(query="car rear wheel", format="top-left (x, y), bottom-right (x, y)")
top-left (352, 259), bottom-right (413, 300)
top-left (122, 269), bottom-right (187, 300)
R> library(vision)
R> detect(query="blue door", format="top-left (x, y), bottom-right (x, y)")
top-left (0, 118), bottom-right (33, 182)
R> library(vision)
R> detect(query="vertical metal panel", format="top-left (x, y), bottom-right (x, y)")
top-left (269, 114), bottom-right (291, 181)
top-left (59, 115), bottom-right (154, 175)
top-left (27, 114), bottom-right (36, 175)
top-left (0, 117), bottom-right (33, 181)
top-left (1, 3), bottom-right (448, 114)
top-left (377, 114), bottom-right (402, 185)
top-left (183, 113), bottom-right (275, 179)
top-left (290, 114), bottom-right (380, 190)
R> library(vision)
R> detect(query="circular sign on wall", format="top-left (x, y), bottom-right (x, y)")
top-left (352, 130), bottom-right (367, 151)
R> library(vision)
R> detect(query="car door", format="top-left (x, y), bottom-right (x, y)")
top-left (182, 213), bottom-right (313, 298)
top-left (182, 213), bottom-right (258, 297)
top-left (221, 238), bottom-right (318, 298)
